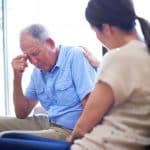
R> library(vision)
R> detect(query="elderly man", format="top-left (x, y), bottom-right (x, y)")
top-left (0, 24), bottom-right (97, 140)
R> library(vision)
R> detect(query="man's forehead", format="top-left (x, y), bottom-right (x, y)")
top-left (20, 33), bottom-right (38, 44)
top-left (20, 33), bottom-right (41, 50)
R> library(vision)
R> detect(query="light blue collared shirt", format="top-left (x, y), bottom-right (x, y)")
top-left (25, 45), bottom-right (97, 129)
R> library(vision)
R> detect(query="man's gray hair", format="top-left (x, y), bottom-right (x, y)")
top-left (21, 24), bottom-right (50, 42)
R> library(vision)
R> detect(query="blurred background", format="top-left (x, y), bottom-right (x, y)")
top-left (0, 0), bottom-right (149, 116)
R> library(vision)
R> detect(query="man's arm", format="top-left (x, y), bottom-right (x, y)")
top-left (71, 46), bottom-right (97, 108)
top-left (12, 55), bottom-right (37, 119)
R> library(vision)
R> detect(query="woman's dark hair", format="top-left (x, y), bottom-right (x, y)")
top-left (85, 0), bottom-right (150, 52)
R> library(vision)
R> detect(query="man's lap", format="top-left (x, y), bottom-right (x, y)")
top-left (0, 116), bottom-right (71, 140)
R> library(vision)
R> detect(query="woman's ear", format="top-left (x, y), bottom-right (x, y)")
top-left (102, 24), bottom-right (113, 37)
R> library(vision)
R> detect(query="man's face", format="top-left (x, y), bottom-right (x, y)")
top-left (20, 33), bottom-right (55, 71)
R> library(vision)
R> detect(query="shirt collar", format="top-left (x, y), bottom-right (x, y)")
top-left (55, 45), bottom-right (65, 68)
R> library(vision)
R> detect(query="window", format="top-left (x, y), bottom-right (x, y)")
top-left (0, 0), bottom-right (7, 115)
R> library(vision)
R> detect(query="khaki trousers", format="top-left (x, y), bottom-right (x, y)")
top-left (0, 115), bottom-right (71, 140)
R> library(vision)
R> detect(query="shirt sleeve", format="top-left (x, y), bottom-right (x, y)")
top-left (71, 47), bottom-right (98, 101)
top-left (98, 50), bottom-right (138, 105)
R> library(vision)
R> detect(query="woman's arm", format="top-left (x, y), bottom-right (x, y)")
top-left (68, 81), bottom-right (114, 141)
top-left (81, 46), bottom-right (100, 67)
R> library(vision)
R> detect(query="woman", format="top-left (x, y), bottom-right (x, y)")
top-left (69, 0), bottom-right (150, 149)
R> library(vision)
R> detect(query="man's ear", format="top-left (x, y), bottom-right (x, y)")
top-left (45, 38), bottom-right (55, 49)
